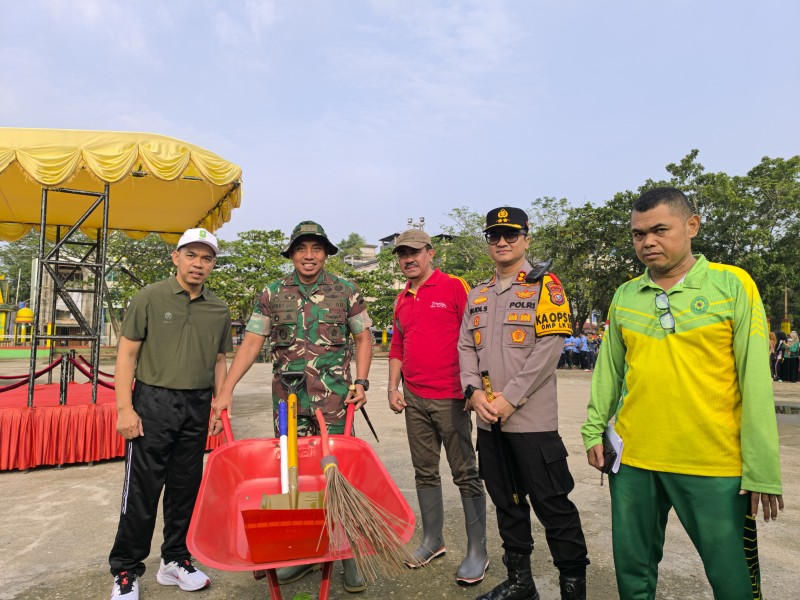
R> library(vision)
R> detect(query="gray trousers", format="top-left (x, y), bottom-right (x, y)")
top-left (403, 388), bottom-right (483, 498)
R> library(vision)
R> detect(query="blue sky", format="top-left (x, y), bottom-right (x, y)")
top-left (2, 1), bottom-right (798, 246)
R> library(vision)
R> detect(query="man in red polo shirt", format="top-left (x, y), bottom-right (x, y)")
top-left (387, 229), bottom-right (488, 586)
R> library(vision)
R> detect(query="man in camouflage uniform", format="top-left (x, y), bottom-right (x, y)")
top-left (214, 220), bottom-right (373, 592)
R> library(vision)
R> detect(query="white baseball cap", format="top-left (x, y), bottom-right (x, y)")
top-left (176, 228), bottom-right (219, 255)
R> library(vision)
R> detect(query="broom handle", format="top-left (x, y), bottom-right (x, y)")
top-left (315, 404), bottom-right (356, 458)
top-left (287, 392), bottom-right (299, 508)
top-left (314, 408), bottom-right (332, 457)
top-left (287, 392), bottom-right (298, 469)
top-left (278, 401), bottom-right (289, 494)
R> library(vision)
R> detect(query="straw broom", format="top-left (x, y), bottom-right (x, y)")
top-left (314, 408), bottom-right (415, 582)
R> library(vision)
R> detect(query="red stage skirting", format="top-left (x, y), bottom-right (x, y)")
top-left (0, 383), bottom-right (225, 471)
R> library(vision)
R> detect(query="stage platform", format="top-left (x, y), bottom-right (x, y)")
top-left (0, 382), bottom-right (224, 471)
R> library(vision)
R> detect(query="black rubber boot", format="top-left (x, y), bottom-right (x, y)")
top-left (456, 495), bottom-right (489, 585)
top-left (405, 486), bottom-right (446, 568)
top-left (475, 552), bottom-right (539, 600)
top-left (560, 576), bottom-right (586, 600)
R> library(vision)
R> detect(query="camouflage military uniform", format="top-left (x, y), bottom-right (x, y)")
top-left (245, 270), bottom-right (372, 435)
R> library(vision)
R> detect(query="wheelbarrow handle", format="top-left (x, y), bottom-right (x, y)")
top-left (344, 403), bottom-right (355, 436)
top-left (221, 409), bottom-right (234, 443)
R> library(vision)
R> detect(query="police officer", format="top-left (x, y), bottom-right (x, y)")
top-left (458, 207), bottom-right (589, 600)
top-left (214, 220), bottom-right (372, 593)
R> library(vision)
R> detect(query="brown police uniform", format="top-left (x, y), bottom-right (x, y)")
top-left (458, 260), bottom-right (589, 579)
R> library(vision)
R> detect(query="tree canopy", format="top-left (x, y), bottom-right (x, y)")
top-left (3, 150), bottom-right (797, 334)
top-left (209, 229), bottom-right (287, 324)
top-left (337, 232), bottom-right (368, 258)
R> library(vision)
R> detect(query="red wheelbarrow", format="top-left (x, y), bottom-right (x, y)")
top-left (187, 408), bottom-right (415, 599)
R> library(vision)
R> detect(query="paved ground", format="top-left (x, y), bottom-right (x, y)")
top-left (1, 355), bottom-right (798, 600)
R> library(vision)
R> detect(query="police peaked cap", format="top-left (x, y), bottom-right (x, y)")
top-left (484, 207), bottom-right (530, 232)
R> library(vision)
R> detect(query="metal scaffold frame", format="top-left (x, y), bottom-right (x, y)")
top-left (27, 183), bottom-right (110, 407)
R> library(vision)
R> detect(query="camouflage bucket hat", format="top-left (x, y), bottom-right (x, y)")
top-left (281, 220), bottom-right (339, 258)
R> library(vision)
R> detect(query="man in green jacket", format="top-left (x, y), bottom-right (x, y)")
top-left (582, 187), bottom-right (784, 599)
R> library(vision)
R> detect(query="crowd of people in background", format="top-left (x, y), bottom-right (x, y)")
top-left (558, 331), bottom-right (601, 371)
top-left (771, 330), bottom-right (800, 383)
top-left (565, 326), bottom-right (800, 382)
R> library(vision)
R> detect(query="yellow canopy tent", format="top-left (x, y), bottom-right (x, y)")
top-left (0, 128), bottom-right (242, 242)
top-left (0, 128), bottom-right (243, 407)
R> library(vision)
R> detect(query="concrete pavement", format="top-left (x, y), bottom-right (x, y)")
top-left (1, 356), bottom-right (798, 599)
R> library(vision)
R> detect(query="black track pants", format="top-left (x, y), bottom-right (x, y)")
top-left (109, 382), bottom-right (211, 576)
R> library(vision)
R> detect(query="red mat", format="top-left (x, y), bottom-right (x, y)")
top-left (0, 383), bottom-right (225, 471)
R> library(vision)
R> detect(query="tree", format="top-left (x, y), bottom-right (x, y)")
top-left (660, 151), bottom-right (800, 325)
top-left (0, 231), bottom-right (45, 306)
top-left (337, 233), bottom-right (368, 259)
top-left (209, 229), bottom-right (287, 323)
top-left (325, 248), bottom-right (401, 330)
top-left (0, 230), bottom-right (174, 337)
top-left (438, 207), bottom-right (495, 285)
top-left (105, 232), bottom-right (175, 310)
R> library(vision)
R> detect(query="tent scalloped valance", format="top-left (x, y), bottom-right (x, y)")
top-left (0, 128), bottom-right (243, 242)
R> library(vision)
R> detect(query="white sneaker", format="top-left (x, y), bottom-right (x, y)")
top-left (156, 558), bottom-right (210, 591)
top-left (110, 571), bottom-right (139, 599)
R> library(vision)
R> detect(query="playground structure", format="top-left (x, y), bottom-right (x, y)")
top-left (0, 128), bottom-right (243, 470)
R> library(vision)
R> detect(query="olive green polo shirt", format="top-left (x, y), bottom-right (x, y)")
top-left (122, 276), bottom-right (232, 390)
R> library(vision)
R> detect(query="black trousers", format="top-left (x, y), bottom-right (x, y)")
top-left (477, 428), bottom-right (589, 578)
top-left (109, 382), bottom-right (212, 576)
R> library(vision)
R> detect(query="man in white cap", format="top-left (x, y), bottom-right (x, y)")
top-left (109, 228), bottom-right (232, 600)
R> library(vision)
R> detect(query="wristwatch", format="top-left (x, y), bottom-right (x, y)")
top-left (464, 384), bottom-right (476, 399)
top-left (354, 378), bottom-right (370, 391)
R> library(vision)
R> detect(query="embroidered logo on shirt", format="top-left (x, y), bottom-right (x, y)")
top-left (163, 312), bottom-right (173, 323)
top-left (515, 271), bottom-right (526, 282)
top-left (473, 297), bottom-right (488, 304)
top-left (691, 296), bottom-right (709, 315)
top-left (430, 301), bottom-right (447, 309)
top-left (508, 313), bottom-right (518, 321)
top-left (474, 316), bottom-right (481, 327)
top-left (511, 329), bottom-right (526, 343)
top-left (515, 290), bottom-right (536, 299)
top-left (480, 286), bottom-right (489, 293)
top-left (474, 331), bottom-right (482, 345)
top-left (520, 313), bottom-right (531, 322)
